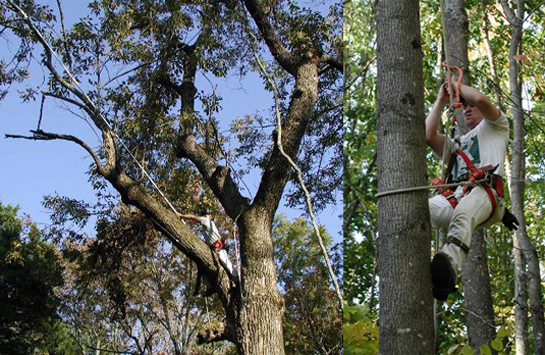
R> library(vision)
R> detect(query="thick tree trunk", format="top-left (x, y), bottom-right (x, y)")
top-left (236, 208), bottom-right (285, 354)
top-left (503, 0), bottom-right (545, 351)
top-left (376, 0), bottom-right (434, 353)
top-left (462, 230), bottom-right (497, 354)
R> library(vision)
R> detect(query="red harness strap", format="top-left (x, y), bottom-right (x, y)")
top-left (432, 177), bottom-right (458, 208)
top-left (455, 149), bottom-right (498, 221)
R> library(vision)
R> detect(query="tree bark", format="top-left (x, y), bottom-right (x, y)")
top-left (462, 230), bottom-right (498, 354)
top-left (502, 0), bottom-right (545, 352)
top-left (236, 207), bottom-right (284, 354)
top-left (514, 238), bottom-right (530, 355)
top-left (376, 0), bottom-right (434, 353)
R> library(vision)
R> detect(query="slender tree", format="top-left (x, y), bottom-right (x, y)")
top-left (502, 0), bottom-right (545, 352)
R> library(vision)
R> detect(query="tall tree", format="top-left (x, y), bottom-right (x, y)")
top-left (0, 1), bottom-right (342, 353)
top-left (375, 0), bottom-right (434, 353)
top-left (502, 0), bottom-right (545, 352)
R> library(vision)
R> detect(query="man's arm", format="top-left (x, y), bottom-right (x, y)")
top-left (177, 213), bottom-right (202, 223)
top-left (455, 77), bottom-right (501, 122)
top-left (425, 82), bottom-right (449, 156)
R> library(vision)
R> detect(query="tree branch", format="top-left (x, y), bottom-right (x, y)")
top-left (5, 129), bottom-right (104, 172)
top-left (252, 60), bottom-right (319, 220)
top-left (253, 52), bottom-right (342, 307)
top-left (320, 55), bottom-right (343, 74)
top-left (177, 134), bottom-right (251, 220)
top-left (243, 0), bottom-right (297, 75)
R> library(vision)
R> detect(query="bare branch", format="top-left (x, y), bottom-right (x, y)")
top-left (5, 129), bottom-right (104, 172)
top-left (42, 91), bottom-right (95, 118)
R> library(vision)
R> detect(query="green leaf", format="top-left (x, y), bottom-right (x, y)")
top-left (491, 337), bottom-right (503, 351)
top-left (480, 344), bottom-right (492, 355)
top-left (461, 345), bottom-right (474, 355)
top-left (497, 325), bottom-right (510, 339)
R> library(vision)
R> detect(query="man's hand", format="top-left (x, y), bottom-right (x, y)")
top-left (502, 209), bottom-right (520, 231)
top-left (437, 82), bottom-right (450, 106)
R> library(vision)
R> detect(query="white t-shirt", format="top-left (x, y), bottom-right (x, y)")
top-left (445, 112), bottom-right (510, 179)
top-left (195, 216), bottom-right (222, 245)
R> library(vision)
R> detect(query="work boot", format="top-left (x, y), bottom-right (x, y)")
top-left (431, 252), bottom-right (457, 301)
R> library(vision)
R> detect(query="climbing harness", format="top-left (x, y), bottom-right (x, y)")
top-left (432, 148), bottom-right (503, 223)
top-left (212, 237), bottom-right (227, 251)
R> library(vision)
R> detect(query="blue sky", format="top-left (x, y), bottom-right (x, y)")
top-left (0, 0), bottom-right (342, 242)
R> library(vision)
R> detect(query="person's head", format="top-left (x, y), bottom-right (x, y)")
top-left (205, 213), bottom-right (213, 220)
top-left (463, 104), bottom-right (484, 130)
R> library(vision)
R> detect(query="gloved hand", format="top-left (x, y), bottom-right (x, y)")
top-left (502, 209), bottom-right (520, 231)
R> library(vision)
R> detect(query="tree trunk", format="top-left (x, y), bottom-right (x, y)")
top-left (480, 0), bottom-right (503, 110)
top-left (236, 207), bottom-right (285, 355)
top-left (514, 238), bottom-right (530, 355)
top-left (376, 0), bottom-right (434, 353)
top-left (503, 0), bottom-right (545, 351)
top-left (462, 230), bottom-right (498, 354)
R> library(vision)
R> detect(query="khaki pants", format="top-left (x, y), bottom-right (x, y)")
top-left (429, 185), bottom-right (504, 273)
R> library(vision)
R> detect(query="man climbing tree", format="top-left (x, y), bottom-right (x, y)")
top-left (426, 75), bottom-right (518, 300)
top-left (178, 212), bottom-right (234, 276)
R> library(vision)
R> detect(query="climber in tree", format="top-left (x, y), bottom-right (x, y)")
top-left (425, 77), bottom-right (518, 301)
top-left (178, 212), bottom-right (234, 276)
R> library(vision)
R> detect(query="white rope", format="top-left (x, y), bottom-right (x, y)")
top-left (8, 1), bottom-right (186, 224)
top-left (251, 49), bottom-right (343, 308)
top-left (375, 178), bottom-right (489, 198)
top-left (233, 214), bottom-right (243, 297)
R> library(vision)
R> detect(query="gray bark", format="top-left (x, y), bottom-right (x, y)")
top-left (462, 230), bottom-right (498, 354)
top-left (514, 238), bottom-right (530, 355)
top-left (502, 0), bottom-right (545, 352)
top-left (376, 0), bottom-right (435, 353)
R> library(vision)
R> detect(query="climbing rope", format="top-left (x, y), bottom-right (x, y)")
top-left (375, 178), bottom-right (489, 199)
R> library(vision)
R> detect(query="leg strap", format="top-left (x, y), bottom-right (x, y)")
top-left (447, 236), bottom-right (470, 254)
